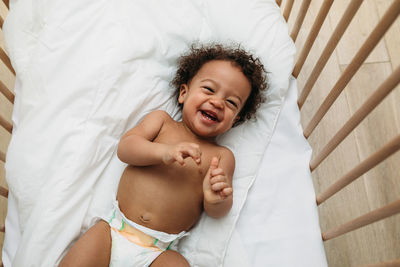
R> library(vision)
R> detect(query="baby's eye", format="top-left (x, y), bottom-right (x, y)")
top-left (227, 99), bottom-right (238, 108)
top-left (203, 87), bottom-right (214, 93)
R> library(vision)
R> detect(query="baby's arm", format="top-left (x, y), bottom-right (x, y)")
top-left (203, 148), bottom-right (234, 218)
top-left (117, 110), bottom-right (201, 166)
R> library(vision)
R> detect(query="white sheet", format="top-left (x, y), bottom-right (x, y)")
top-left (2, 0), bottom-right (327, 266)
top-left (225, 76), bottom-right (327, 266)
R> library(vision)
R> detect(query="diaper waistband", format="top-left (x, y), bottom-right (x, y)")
top-left (107, 201), bottom-right (188, 250)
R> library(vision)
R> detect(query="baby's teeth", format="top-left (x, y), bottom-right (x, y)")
top-left (202, 111), bottom-right (217, 121)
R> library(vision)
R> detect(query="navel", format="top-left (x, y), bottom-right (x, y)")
top-left (139, 213), bottom-right (152, 223)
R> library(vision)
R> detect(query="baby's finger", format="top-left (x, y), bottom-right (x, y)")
top-left (175, 154), bottom-right (185, 166)
top-left (220, 187), bottom-right (233, 197)
top-left (211, 168), bottom-right (224, 177)
top-left (211, 182), bottom-right (229, 192)
top-left (185, 147), bottom-right (202, 164)
top-left (209, 157), bottom-right (219, 170)
top-left (210, 175), bottom-right (225, 185)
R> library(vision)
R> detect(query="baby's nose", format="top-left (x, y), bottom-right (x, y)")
top-left (210, 97), bottom-right (224, 109)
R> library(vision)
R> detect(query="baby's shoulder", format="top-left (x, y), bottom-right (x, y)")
top-left (212, 145), bottom-right (235, 175)
top-left (218, 146), bottom-right (235, 162)
top-left (147, 110), bottom-right (172, 119)
top-left (144, 110), bottom-right (174, 125)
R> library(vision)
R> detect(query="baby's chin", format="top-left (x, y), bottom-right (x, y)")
top-left (187, 127), bottom-right (217, 140)
top-left (182, 116), bottom-right (233, 139)
top-left (193, 127), bottom-right (233, 141)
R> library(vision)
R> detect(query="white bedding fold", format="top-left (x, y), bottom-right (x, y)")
top-left (231, 77), bottom-right (327, 266)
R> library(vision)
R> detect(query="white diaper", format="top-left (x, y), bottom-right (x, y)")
top-left (107, 201), bottom-right (188, 267)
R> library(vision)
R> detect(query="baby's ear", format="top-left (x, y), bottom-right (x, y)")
top-left (178, 84), bottom-right (188, 104)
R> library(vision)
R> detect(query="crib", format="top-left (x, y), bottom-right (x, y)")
top-left (0, 0), bottom-right (399, 266)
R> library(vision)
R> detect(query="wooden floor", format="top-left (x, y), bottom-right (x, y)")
top-left (0, 0), bottom-right (399, 266)
top-left (284, 0), bottom-right (400, 266)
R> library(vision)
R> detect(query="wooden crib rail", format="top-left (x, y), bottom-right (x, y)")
top-left (0, 53), bottom-right (14, 135)
top-left (283, 0), bottom-right (400, 265)
top-left (322, 199), bottom-right (400, 241)
top-left (2, 0), bottom-right (8, 10)
top-left (303, 0), bottom-right (400, 138)
top-left (297, 0), bottom-right (363, 109)
top-left (316, 134), bottom-right (400, 205)
top-left (310, 65), bottom-right (400, 172)
top-left (290, 0), bottom-right (311, 42)
top-left (0, 4), bottom-right (12, 266)
top-left (0, 48), bottom-right (15, 75)
top-left (0, 113), bottom-right (12, 134)
top-left (0, 80), bottom-right (15, 104)
top-left (0, 150), bottom-right (5, 163)
top-left (283, 0), bottom-right (295, 21)
top-left (292, 0), bottom-right (335, 78)
top-left (0, 185), bottom-right (7, 198)
top-left (0, 69), bottom-right (14, 136)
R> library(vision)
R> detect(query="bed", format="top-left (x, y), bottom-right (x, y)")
top-left (0, 0), bottom-right (399, 266)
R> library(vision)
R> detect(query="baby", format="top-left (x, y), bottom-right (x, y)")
top-left (59, 44), bottom-right (267, 267)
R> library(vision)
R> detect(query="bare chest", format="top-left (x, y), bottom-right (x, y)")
top-left (153, 121), bottom-right (221, 178)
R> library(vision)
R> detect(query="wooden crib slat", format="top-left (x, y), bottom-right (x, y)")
top-left (358, 259), bottom-right (400, 267)
top-left (316, 134), bottom-right (400, 205)
top-left (283, 0), bottom-right (295, 22)
top-left (0, 186), bottom-right (8, 198)
top-left (0, 113), bottom-right (12, 133)
top-left (0, 225), bottom-right (4, 232)
top-left (322, 199), bottom-right (400, 241)
top-left (303, 0), bottom-right (400, 138)
top-left (0, 80), bottom-right (14, 104)
top-left (276, 0), bottom-right (282, 7)
top-left (0, 15), bottom-right (3, 29)
top-left (0, 47), bottom-right (15, 75)
top-left (290, 0), bottom-right (312, 42)
top-left (2, 0), bottom-right (9, 9)
top-left (297, 0), bottom-right (363, 109)
top-left (292, 0), bottom-right (334, 78)
top-left (310, 65), bottom-right (400, 171)
top-left (0, 150), bottom-right (6, 163)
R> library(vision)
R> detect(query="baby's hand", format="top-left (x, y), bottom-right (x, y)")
top-left (162, 142), bottom-right (202, 166)
top-left (203, 157), bottom-right (233, 204)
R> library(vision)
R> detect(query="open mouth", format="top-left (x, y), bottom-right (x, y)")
top-left (201, 110), bottom-right (218, 122)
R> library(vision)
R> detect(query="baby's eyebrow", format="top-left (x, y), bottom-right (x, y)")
top-left (233, 95), bottom-right (243, 105)
top-left (201, 79), bottom-right (219, 86)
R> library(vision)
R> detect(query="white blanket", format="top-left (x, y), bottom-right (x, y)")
top-left (2, 0), bottom-right (326, 266)
top-left (224, 77), bottom-right (327, 266)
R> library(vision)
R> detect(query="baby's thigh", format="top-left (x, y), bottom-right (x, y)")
top-left (58, 220), bottom-right (111, 267)
top-left (150, 250), bottom-right (190, 267)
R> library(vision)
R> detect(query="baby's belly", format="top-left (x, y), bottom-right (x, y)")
top-left (116, 165), bottom-right (204, 234)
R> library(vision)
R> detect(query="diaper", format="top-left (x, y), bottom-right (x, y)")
top-left (106, 201), bottom-right (188, 267)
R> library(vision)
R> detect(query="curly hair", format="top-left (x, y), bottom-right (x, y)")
top-left (171, 43), bottom-right (268, 126)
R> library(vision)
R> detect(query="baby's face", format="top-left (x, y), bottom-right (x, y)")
top-left (178, 60), bottom-right (251, 138)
